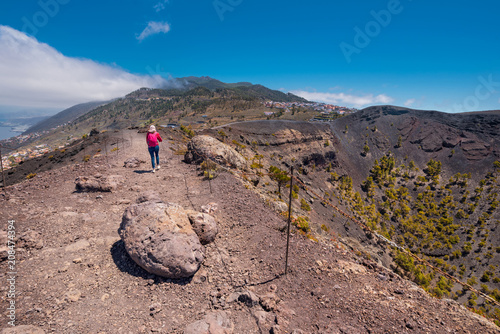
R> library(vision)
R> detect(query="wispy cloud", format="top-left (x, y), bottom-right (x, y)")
top-left (404, 98), bottom-right (416, 107)
top-left (0, 25), bottom-right (168, 109)
top-left (136, 21), bottom-right (171, 42)
top-left (291, 90), bottom-right (394, 108)
top-left (154, 0), bottom-right (169, 12)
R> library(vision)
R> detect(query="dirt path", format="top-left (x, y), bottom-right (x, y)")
top-left (1, 129), bottom-right (499, 333)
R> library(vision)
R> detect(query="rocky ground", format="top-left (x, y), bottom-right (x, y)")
top-left (1, 130), bottom-right (499, 333)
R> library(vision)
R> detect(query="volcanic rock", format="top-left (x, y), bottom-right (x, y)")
top-left (118, 201), bottom-right (205, 278)
top-left (123, 157), bottom-right (143, 168)
top-left (184, 311), bottom-right (234, 334)
top-left (201, 202), bottom-right (218, 214)
top-left (227, 289), bottom-right (260, 307)
top-left (136, 191), bottom-right (163, 204)
top-left (186, 210), bottom-right (218, 245)
top-left (0, 231), bottom-right (8, 262)
top-left (75, 174), bottom-right (123, 192)
top-left (16, 230), bottom-right (43, 250)
top-left (184, 135), bottom-right (247, 169)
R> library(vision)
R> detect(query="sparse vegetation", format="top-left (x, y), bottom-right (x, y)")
top-left (201, 160), bottom-right (218, 180)
top-left (180, 125), bottom-right (195, 138)
top-left (300, 198), bottom-right (311, 211)
top-left (362, 144), bottom-right (370, 156)
top-left (293, 216), bottom-right (310, 233)
top-left (325, 151), bottom-right (500, 321)
top-left (396, 135), bottom-right (402, 148)
top-left (269, 165), bottom-right (290, 199)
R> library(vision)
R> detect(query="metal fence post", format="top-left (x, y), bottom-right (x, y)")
top-left (285, 166), bottom-right (294, 275)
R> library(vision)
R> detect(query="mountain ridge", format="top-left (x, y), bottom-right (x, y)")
top-left (23, 100), bottom-right (111, 135)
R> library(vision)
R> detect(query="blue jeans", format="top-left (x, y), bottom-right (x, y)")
top-left (148, 145), bottom-right (160, 168)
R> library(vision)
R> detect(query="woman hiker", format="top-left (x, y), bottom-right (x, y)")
top-left (146, 125), bottom-right (163, 173)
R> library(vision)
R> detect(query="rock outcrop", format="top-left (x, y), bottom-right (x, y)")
top-left (118, 201), bottom-right (205, 279)
top-left (184, 135), bottom-right (247, 169)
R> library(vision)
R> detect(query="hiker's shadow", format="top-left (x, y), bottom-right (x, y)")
top-left (133, 170), bottom-right (152, 174)
top-left (110, 240), bottom-right (192, 286)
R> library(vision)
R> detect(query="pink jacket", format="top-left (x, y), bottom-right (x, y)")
top-left (147, 132), bottom-right (162, 147)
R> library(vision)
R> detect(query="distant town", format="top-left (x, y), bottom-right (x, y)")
top-left (0, 125), bottom-right (69, 171)
top-left (263, 101), bottom-right (357, 117)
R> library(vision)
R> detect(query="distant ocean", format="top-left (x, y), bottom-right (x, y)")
top-left (0, 126), bottom-right (18, 141)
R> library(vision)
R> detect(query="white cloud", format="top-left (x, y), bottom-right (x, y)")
top-left (154, 0), bottom-right (169, 12)
top-left (136, 21), bottom-right (171, 42)
top-left (290, 90), bottom-right (394, 108)
top-left (404, 98), bottom-right (416, 107)
top-left (0, 26), bottom-right (168, 109)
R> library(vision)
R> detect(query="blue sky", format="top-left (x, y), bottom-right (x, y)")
top-left (0, 0), bottom-right (499, 114)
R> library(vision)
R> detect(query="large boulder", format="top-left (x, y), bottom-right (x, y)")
top-left (118, 201), bottom-right (205, 279)
top-left (186, 210), bottom-right (218, 245)
top-left (75, 174), bottom-right (123, 192)
top-left (184, 135), bottom-right (247, 169)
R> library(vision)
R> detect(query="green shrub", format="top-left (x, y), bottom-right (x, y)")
top-left (294, 216), bottom-right (310, 233)
top-left (394, 251), bottom-right (415, 273)
top-left (180, 125), bottom-right (195, 138)
top-left (467, 276), bottom-right (477, 286)
top-left (481, 271), bottom-right (492, 282)
top-left (300, 198), bottom-right (311, 211)
top-left (269, 165), bottom-right (290, 199)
